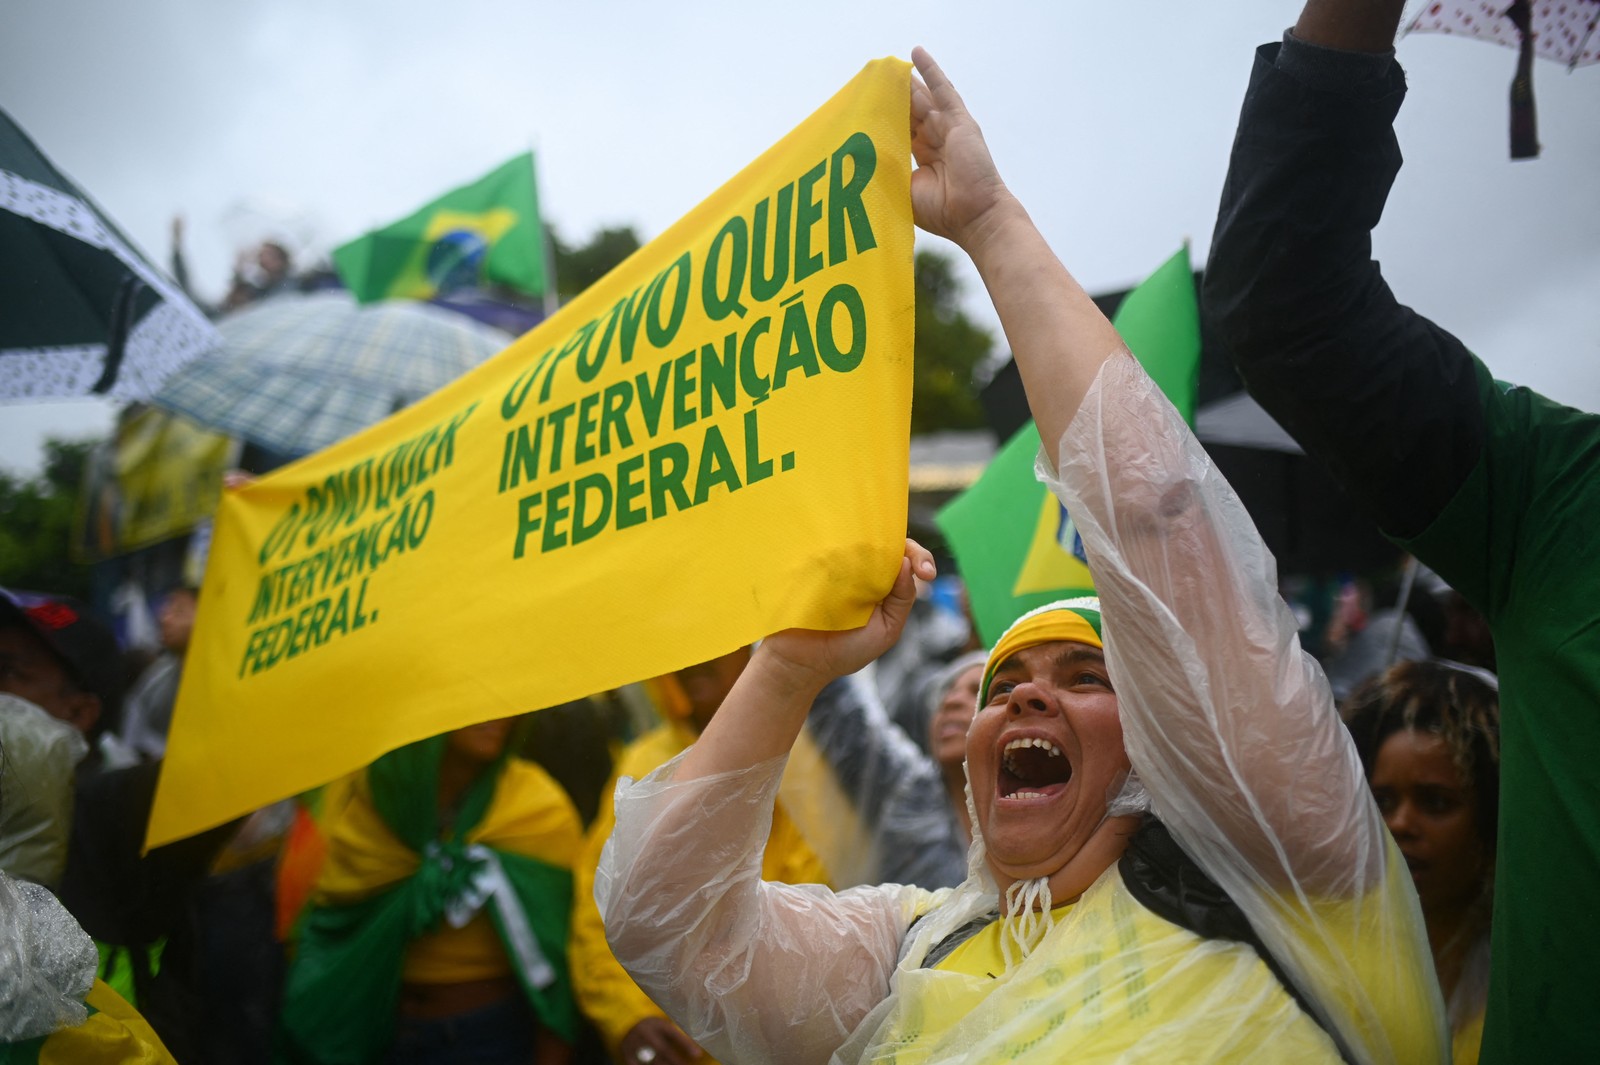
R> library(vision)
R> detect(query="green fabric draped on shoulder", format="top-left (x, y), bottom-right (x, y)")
top-left (276, 736), bottom-right (578, 1065)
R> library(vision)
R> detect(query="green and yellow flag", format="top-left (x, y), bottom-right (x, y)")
top-left (333, 153), bottom-right (547, 304)
top-left (936, 247), bottom-right (1199, 645)
top-left (148, 59), bottom-right (914, 849)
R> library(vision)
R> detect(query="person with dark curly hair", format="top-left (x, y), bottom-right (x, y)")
top-left (1204, 2), bottom-right (1600, 1058)
top-left (1344, 661), bottom-right (1499, 1065)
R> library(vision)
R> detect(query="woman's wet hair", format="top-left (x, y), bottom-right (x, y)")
top-left (1343, 659), bottom-right (1501, 853)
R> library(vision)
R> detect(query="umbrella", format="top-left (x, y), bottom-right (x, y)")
top-left (153, 291), bottom-right (512, 457)
top-left (0, 108), bottom-right (218, 402)
top-left (1190, 390), bottom-right (1401, 572)
top-left (1405, 0), bottom-right (1600, 157)
top-left (1408, 0), bottom-right (1600, 67)
top-left (1194, 393), bottom-right (1399, 574)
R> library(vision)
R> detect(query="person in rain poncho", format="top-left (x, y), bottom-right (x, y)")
top-left (594, 49), bottom-right (1446, 1064)
top-left (0, 590), bottom-right (218, 1061)
top-left (922, 650), bottom-right (987, 849)
top-left (1, 868), bottom-right (179, 1064)
top-left (278, 718), bottom-right (582, 1065)
top-left (1, 694), bottom-right (177, 1063)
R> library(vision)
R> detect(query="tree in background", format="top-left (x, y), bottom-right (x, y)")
top-left (912, 249), bottom-right (992, 435)
top-left (0, 439), bottom-right (96, 597)
top-left (550, 224), bottom-right (644, 305)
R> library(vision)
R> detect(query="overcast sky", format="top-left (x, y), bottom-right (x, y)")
top-left (3, 0), bottom-right (1596, 475)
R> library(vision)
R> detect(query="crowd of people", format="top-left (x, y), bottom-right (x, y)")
top-left (4, 0), bottom-right (1595, 1062)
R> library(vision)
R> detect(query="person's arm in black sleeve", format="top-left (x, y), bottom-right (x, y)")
top-left (1204, 21), bottom-right (1486, 541)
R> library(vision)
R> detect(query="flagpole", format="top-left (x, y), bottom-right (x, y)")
top-left (533, 147), bottom-right (559, 318)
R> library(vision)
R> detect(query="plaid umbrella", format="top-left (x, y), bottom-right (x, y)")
top-left (1, 108), bottom-right (218, 401)
top-left (153, 291), bottom-right (511, 457)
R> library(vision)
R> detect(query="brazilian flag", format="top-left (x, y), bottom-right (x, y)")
top-left (333, 153), bottom-right (546, 305)
top-left (936, 247), bottom-right (1200, 645)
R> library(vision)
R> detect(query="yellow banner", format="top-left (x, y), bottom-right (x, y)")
top-left (75, 407), bottom-right (235, 560)
top-left (149, 58), bottom-right (914, 848)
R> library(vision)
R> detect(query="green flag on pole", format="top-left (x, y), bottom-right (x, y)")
top-left (935, 246), bottom-right (1200, 645)
top-left (1108, 245), bottom-right (1200, 424)
top-left (333, 153), bottom-right (547, 305)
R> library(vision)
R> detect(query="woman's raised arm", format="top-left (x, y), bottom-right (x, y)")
top-left (910, 47), bottom-right (1123, 450)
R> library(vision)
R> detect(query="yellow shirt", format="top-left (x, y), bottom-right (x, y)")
top-left (854, 858), bottom-right (1439, 1063)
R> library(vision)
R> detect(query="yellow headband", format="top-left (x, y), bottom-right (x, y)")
top-left (981, 600), bottom-right (1103, 705)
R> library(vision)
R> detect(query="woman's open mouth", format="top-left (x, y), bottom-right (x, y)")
top-left (999, 736), bottom-right (1073, 800)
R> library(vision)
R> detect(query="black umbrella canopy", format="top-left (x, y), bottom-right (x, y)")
top-left (1195, 395), bottom-right (1400, 575)
top-left (0, 108), bottom-right (216, 401)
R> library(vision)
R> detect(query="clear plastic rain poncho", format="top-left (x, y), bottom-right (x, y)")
top-left (597, 354), bottom-right (1447, 1064)
top-left (0, 870), bottom-right (98, 1041)
top-left (0, 693), bottom-right (89, 888)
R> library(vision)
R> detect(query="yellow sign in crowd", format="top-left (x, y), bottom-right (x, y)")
top-left (148, 59), bottom-right (915, 848)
